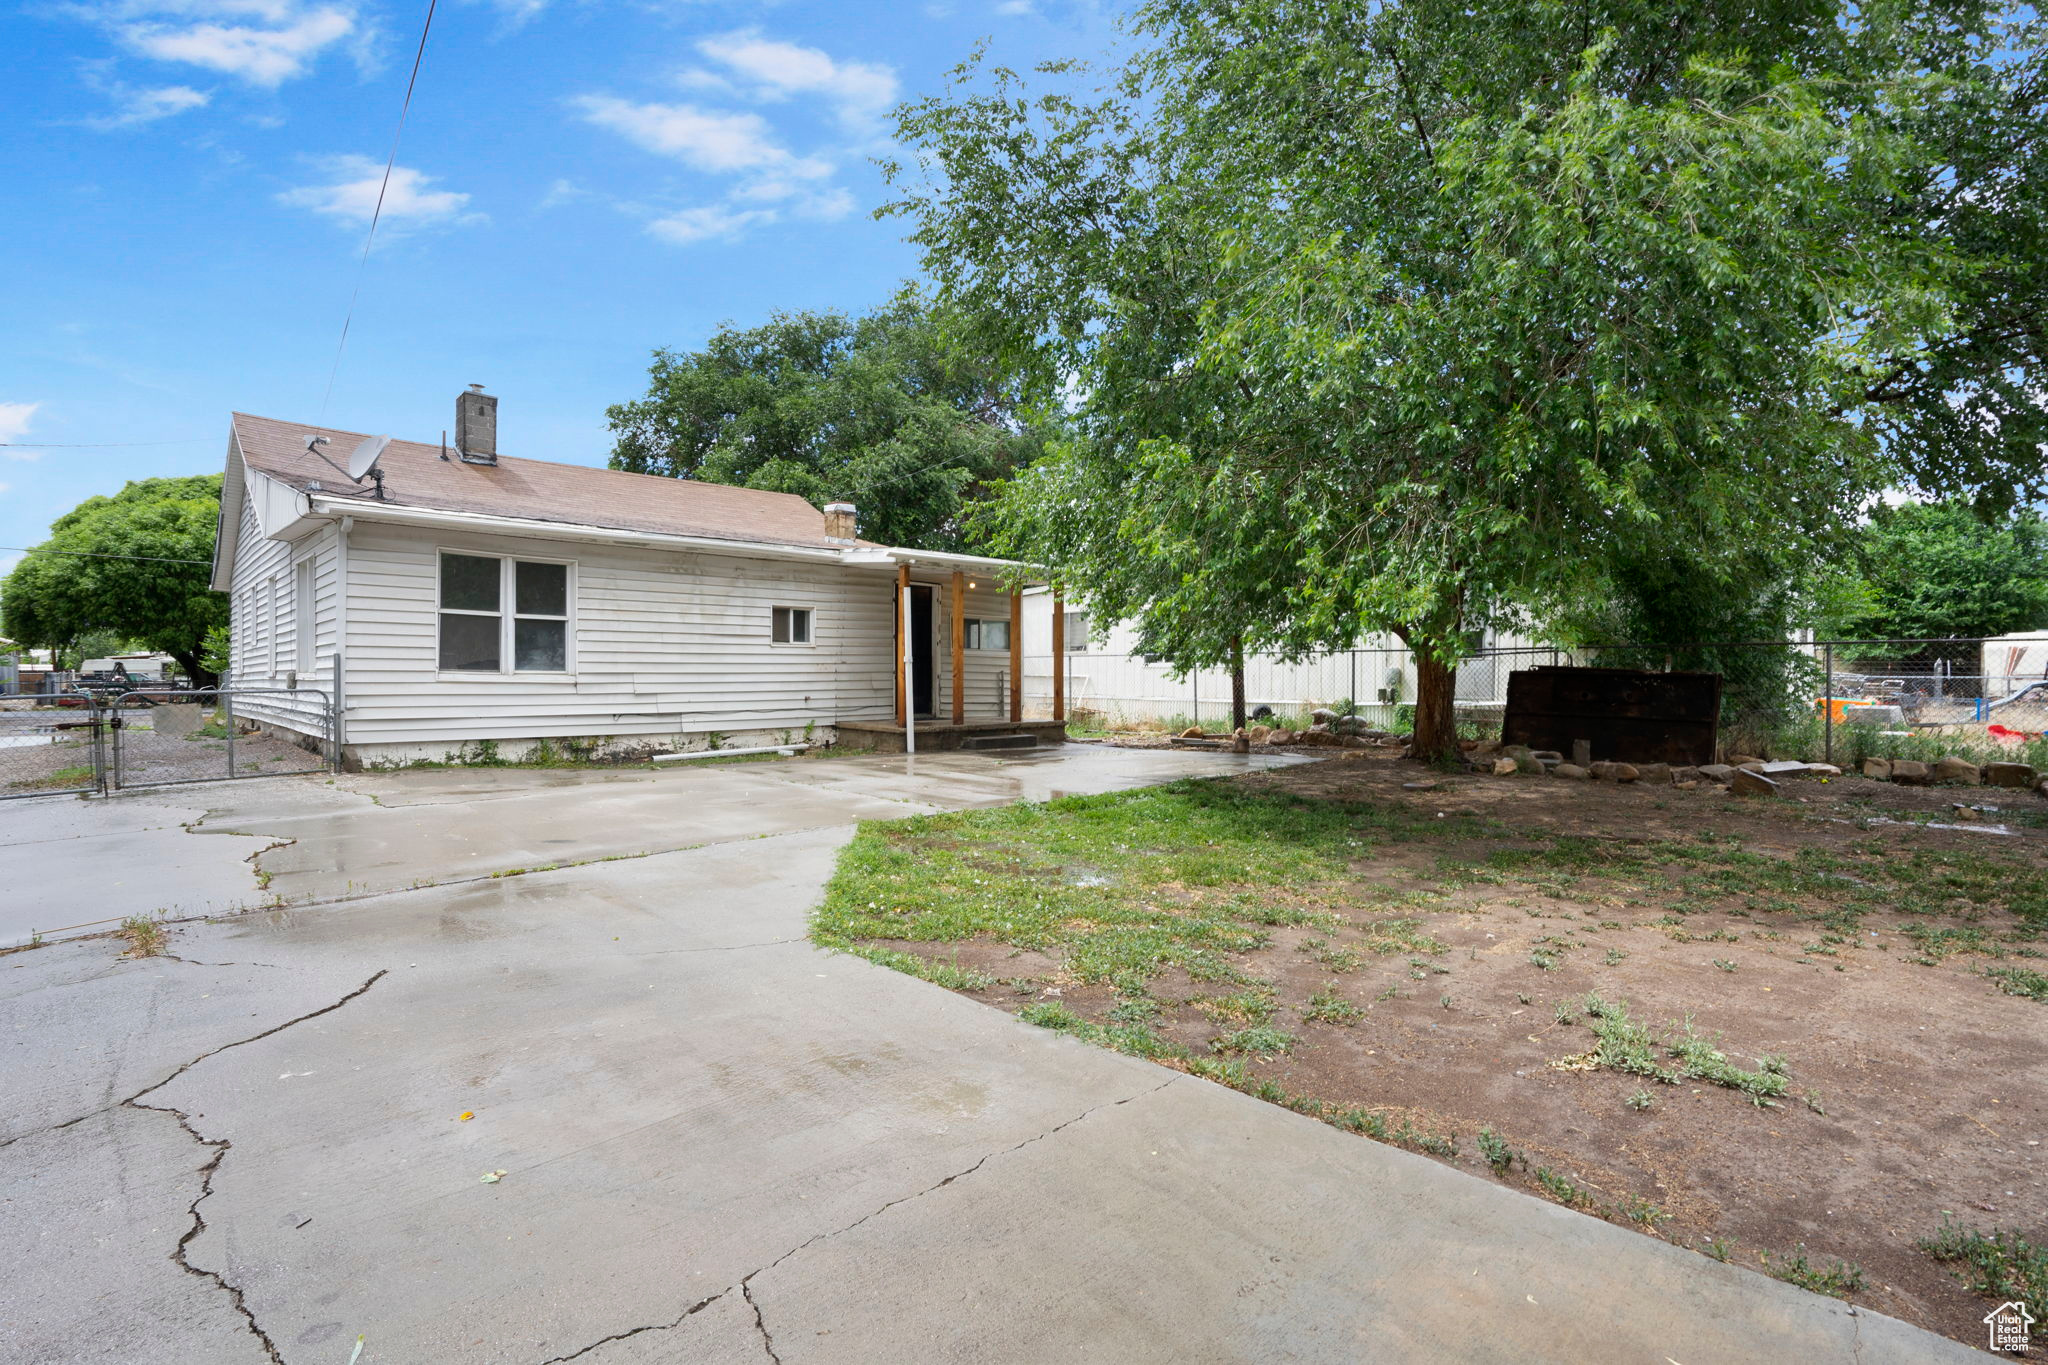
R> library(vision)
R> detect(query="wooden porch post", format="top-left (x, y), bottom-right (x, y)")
top-left (895, 563), bottom-right (910, 726)
top-left (1008, 590), bottom-right (1022, 723)
top-left (950, 570), bottom-right (965, 724)
top-left (1051, 591), bottom-right (1066, 723)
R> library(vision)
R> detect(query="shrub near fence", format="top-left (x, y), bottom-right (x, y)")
top-left (1033, 637), bottom-right (2048, 767)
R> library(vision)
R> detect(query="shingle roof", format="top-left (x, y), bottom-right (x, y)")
top-left (231, 412), bottom-right (868, 550)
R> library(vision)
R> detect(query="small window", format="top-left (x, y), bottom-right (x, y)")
top-left (772, 606), bottom-right (813, 644)
top-left (513, 561), bottom-right (568, 671)
top-left (1063, 610), bottom-right (1090, 653)
top-left (964, 618), bottom-right (1010, 651)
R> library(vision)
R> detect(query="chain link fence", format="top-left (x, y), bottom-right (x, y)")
top-left (1027, 636), bottom-right (2048, 767)
top-left (0, 687), bottom-right (338, 799)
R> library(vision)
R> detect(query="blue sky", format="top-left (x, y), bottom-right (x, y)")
top-left (2, 0), bottom-right (1122, 572)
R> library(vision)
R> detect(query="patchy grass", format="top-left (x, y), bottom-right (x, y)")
top-left (1919, 1220), bottom-right (2048, 1305)
top-left (119, 915), bottom-right (167, 958)
top-left (1762, 1249), bottom-right (1867, 1298)
top-left (1557, 995), bottom-right (1793, 1107)
top-left (1986, 965), bottom-right (2048, 1002)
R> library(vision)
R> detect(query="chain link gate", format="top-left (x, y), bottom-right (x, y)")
top-left (0, 687), bottom-right (339, 797)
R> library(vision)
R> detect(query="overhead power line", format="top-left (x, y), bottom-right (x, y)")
top-left (320, 0), bottom-right (441, 418)
top-left (2, 546), bottom-right (213, 566)
top-left (0, 440), bottom-right (211, 449)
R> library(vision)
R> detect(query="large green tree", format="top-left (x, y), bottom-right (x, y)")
top-left (1824, 502), bottom-right (2048, 641)
top-left (605, 292), bottom-right (1048, 551)
top-left (888, 0), bottom-right (2047, 758)
top-left (1, 475), bottom-right (227, 687)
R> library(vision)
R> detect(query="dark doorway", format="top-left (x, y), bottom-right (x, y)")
top-left (909, 585), bottom-right (935, 717)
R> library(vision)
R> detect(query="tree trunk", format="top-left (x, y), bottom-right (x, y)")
top-left (1410, 649), bottom-right (1460, 763)
top-left (1230, 636), bottom-right (1247, 732)
top-left (168, 648), bottom-right (217, 690)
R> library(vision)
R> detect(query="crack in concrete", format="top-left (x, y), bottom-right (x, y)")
top-left (533, 1289), bottom-right (730, 1364)
top-left (741, 1280), bottom-right (782, 1363)
top-left (529, 1074), bottom-right (1177, 1365)
top-left (45, 971), bottom-right (389, 1361)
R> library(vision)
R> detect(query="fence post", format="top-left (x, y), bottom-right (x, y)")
top-left (1823, 642), bottom-right (1834, 768)
top-left (1191, 668), bottom-right (1199, 730)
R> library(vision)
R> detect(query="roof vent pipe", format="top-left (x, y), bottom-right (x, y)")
top-left (823, 501), bottom-right (857, 543)
top-left (456, 384), bottom-right (497, 466)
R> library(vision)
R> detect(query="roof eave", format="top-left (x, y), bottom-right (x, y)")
top-left (304, 496), bottom-right (857, 563)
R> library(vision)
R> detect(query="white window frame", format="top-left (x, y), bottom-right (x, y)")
top-left (1063, 610), bottom-right (1090, 653)
top-left (294, 555), bottom-right (317, 673)
top-left (964, 618), bottom-right (1011, 652)
top-left (770, 604), bottom-right (815, 648)
top-left (435, 550), bottom-right (577, 676)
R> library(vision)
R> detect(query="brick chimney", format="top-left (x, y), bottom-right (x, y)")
top-left (823, 501), bottom-right (857, 542)
top-left (456, 384), bottom-right (497, 465)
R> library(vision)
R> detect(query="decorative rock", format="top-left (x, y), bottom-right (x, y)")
top-left (1552, 763), bottom-right (1590, 779)
top-left (1491, 757), bottom-right (1519, 776)
top-left (1728, 754), bottom-right (1763, 766)
top-left (1861, 758), bottom-right (1892, 780)
top-left (1804, 763), bottom-right (1842, 778)
top-left (1180, 726), bottom-right (1206, 739)
top-left (1340, 734), bottom-right (1372, 749)
top-left (1334, 715), bottom-right (1370, 735)
top-left (1589, 761), bottom-right (1640, 782)
top-left (1635, 763), bottom-right (1673, 786)
top-left (1232, 728), bottom-right (1251, 754)
top-left (1730, 769), bottom-right (1780, 797)
top-left (1248, 725), bottom-right (1273, 745)
top-left (1698, 764), bottom-right (1735, 784)
top-left (1268, 728), bottom-right (1297, 745)
top-left (1310, 707), bottom-right (1339, 724)
top-left (1670, 765), bottom-right (1699, 784)
top-left (1673, 780), bottom-right (1700, 791)
top-left (1308, 722), bottom-right (1332, 735)
top-left (1932, 756), bottom-right (1982, 784)
top-left (1297, 729), bottom-right (1340, 747)
top-left (1760, 760), bottom-right (1811, 777)
top-left (1948, 803), bottom-right (1982, 822)
top-left (1890, 759), bottom-right (1930, 784)
top-left (1985, 761), bottom-right (2037, 789)
top-left (1737, 762), bottom-right (1767, 775)
top-left (1571, 740), bottom-right (1593, 767)
top-left (1530, 751), bottom-right (1564, 763)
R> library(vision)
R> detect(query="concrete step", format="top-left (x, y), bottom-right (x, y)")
top-left (960, 733), bottom-right (1039, 751)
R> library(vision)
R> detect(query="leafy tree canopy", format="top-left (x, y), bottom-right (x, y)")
top-left (1, 474), bottom-right (227, 686)
top-left (1822, 502), bottom-right (2048, 641)
top-left (605, 290), bottom-right (1050, 551)
top-left (886, 0), bottom-right (2047, 756)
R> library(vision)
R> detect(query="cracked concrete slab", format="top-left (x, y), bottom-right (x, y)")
top-left (0, 746), bottom-right (1981, 1363)
top-left (0, 792), bottom-right (281, 947)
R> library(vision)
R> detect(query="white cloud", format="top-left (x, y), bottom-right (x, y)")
top-left (83, 81), bottom-right (212, 128)
top-left (119, 4), bottom-right (357, 87)
top-left (0, 402), bottom-right (40, 442)
top-left (647, 204), bottom-right (779, 245)
top-left (0, 402), bottom-right (41, 458)
top-left (994, 0), bottom-right (1036, 13)
top-left (577, 32), bottom-right (894, 248)
top-left (278, 155), bottom-right (478, 228)
top-left (694, 30), bottom-right (898, 133)
top-left (572, 97), bottom-right (837, 180)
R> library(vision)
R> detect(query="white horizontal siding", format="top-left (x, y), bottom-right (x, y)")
top-left (338, 525), bottom-right (937, 748)
top-left (226, 499), bottom-right (335, 736)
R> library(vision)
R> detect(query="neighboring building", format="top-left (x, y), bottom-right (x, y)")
top-left (79, 652), bottom-right (181, 681)
top-left (211, 389), bottom-right (1041, 766)
top-left (1016, 589), bottom-right (1536, 725)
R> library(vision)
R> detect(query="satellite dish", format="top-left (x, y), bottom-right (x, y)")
top-left (345, 435), bottom-right (390, 482)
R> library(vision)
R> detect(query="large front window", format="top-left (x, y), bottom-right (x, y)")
top-left (439, 553), bottom-right (570, 672)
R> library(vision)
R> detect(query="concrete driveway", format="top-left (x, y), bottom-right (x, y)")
top-left (0, 748), bottom-right (1979, 1363)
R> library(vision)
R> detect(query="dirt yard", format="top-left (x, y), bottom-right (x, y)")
top-left (817, 748), bottom-right (2048, 1353)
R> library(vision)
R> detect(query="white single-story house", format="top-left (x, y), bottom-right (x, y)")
top-left (210, 388), bottom-right (1055, 766)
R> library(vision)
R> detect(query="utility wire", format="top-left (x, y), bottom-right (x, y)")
top-left (319, 0), bottom-right (440, 418)
top-left (0, 440), bottom-right (210, 448)
top-left (2, 546), bottom-right (212, 566)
